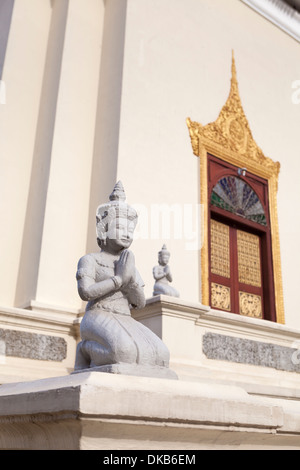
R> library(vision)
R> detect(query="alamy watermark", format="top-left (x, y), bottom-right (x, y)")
top-left (132, 203), bottom-right (203, 251)
top-left (102, 202), bottom-right (204, 251)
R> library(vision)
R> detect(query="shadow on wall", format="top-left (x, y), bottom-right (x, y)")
top-left (14, 0), bottom-right (70, 307)
top-left (85, 0), bottom-right (128, 254)
top-left (0, 0), bottom-right (15, 79)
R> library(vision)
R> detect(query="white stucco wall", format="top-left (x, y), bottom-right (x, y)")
top-left (0, 0), bottom-right (299, 328)
top-left (116, 0), bottom-right (300, 327)
top-left (0, 0), bottom-right (104, 310)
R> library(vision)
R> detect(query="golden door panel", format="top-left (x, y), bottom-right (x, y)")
top-left (237, 230), bottom-right (261, 287)
top-left (211, 283), bottom-right (231, 311)
top-left (210, 219), bottom-right (230, 278)
top-left (239, 291), bottom-right (262, 318)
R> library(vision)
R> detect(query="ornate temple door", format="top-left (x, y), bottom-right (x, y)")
top-left (187, 55), bottom-right (283, 322)
top-left (235, 228), bottom-right (263, 318)
top-left (210, 220), bottom-right (263, 318)
top-left (208, 154), bottom-right (276, 321)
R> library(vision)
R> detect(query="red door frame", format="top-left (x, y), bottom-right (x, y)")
top-left (208, 154), bottom-right (276, 322)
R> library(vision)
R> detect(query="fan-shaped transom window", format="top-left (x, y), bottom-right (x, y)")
top-left (211, 176), bottom-right (267, 226)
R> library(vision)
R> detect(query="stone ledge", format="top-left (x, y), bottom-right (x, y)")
top-left (1, 371), bottom-right (299, 449)
top-left (71, 363), bottom-right (178, 380)
top-left (133, 295), bottom-right (300, 340)
top-left (132, 296), bottom-right (300, 383)
top-left (0, 304), bottom-right (78, 335)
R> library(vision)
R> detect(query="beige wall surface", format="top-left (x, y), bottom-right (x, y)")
top-left (0, 0), bottom-right (52, 306)
top-left (117, 0), bottom-right (300, 326)
top-left (0, 0), bottom-right (104, 311)
top-left (0, 0), bottom-right (299, 329)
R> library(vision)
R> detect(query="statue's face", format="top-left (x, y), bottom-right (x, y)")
top-left (106, 216), bottom-right (135, 252)
top-left (159, 253), bottom-right (170, 266)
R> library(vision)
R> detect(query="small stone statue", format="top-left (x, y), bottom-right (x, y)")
top-left (74, 181), bottom-right (176, 379)
top-left (153, 245), bottom-right (180, 298)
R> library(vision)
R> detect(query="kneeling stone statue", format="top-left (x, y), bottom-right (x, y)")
top-left (153, 245), bottom-right (180, 298)
top-left (74, 181), bottom-right (177, 379)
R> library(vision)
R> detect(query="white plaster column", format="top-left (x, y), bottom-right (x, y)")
top-left (17, 0), bottom-right (104, 311)
top-left (13, 0), bottom-right (70, 309)
top-left (0, 0), bottom-right (52, 306)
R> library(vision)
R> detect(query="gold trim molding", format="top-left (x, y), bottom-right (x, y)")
top-left (186, 52), bottom-right (285, 324)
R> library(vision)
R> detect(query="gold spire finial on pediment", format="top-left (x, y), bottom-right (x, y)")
top-left (230, 49), bottom-right (238, 93)
top-left (186, 52), bottom-right (284, 324)
top-left (186, 52), bottom-right (280, 179)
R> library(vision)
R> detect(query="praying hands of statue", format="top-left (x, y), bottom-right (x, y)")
top-left (165, 265), bottom-right (173, 282)
top-left (114, 249), bottom-right (145, 309)
top-left (154, 265), bottom-right (172, 281)
top-left (114, 249), bottom-right (136, 289)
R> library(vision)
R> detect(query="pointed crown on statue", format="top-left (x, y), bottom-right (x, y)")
top-left (96, 181), bottom-right (138, 245)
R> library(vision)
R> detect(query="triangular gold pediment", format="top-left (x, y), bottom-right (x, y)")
top-left (186, 53), bottom-right (284, 324)
top-left (187, 52), bottom-right (280, 179)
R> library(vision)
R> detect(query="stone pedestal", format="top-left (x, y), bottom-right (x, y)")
top-left (0, 371), bottom-right (300, 450)
top-left (132, 296), bottom-right (300, 399)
